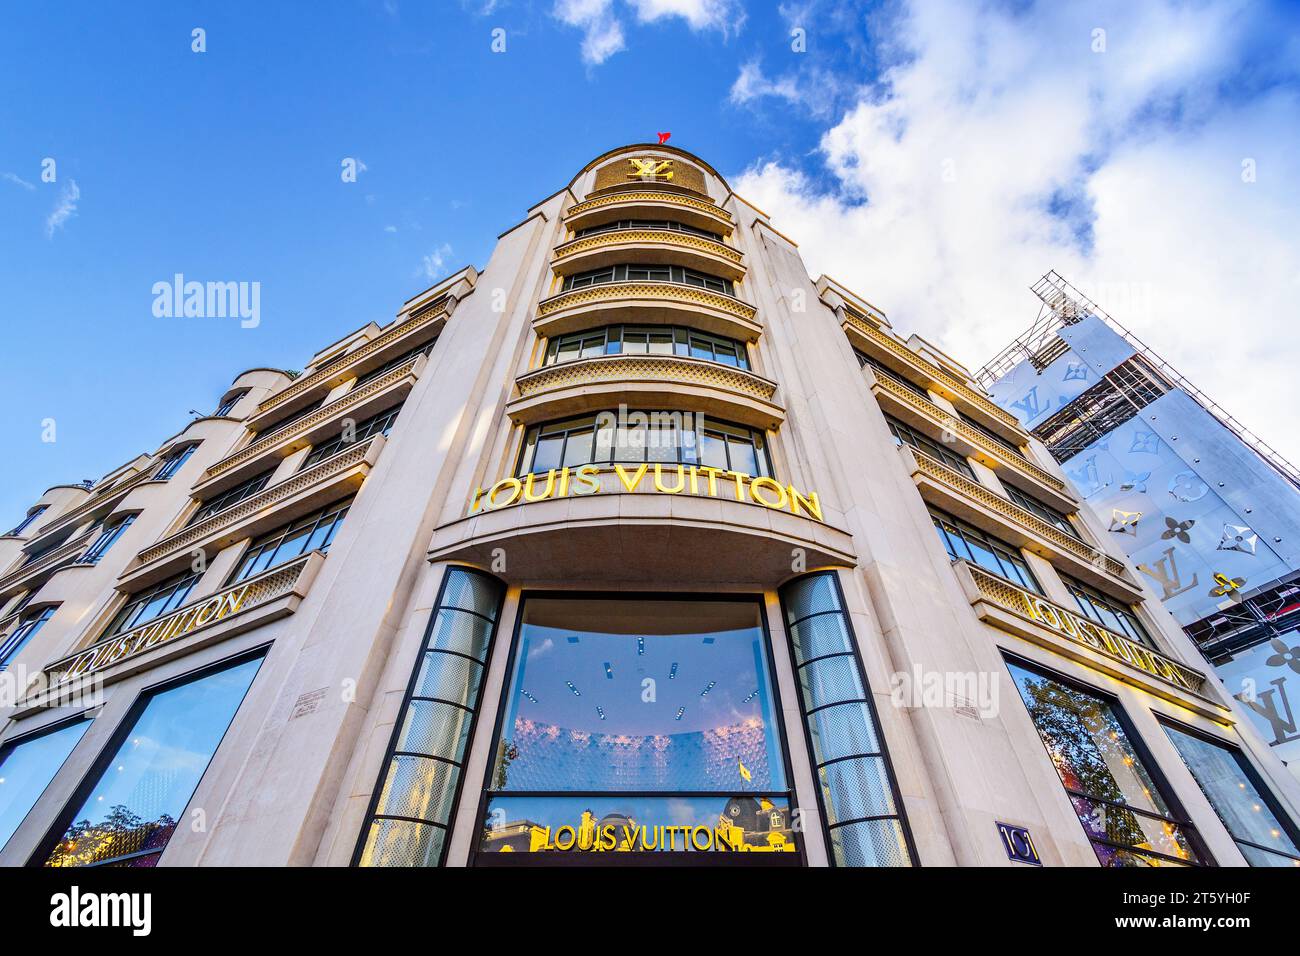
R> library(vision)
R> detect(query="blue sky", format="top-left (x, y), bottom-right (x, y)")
top-left (3, 0), bottom-right (1299, 527)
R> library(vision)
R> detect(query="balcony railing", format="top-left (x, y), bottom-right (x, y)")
top-left (552, 228), bottom-right (744, 272)
top-left (515, 354), bottom-right (778, 404)
top-left (871, 371), bottom-right (1066, 493)
top-left (137, 435), bottom-right (379, 567)
top-left (910, 449), bottom-right (1127, 579)
top-left (22, 465), bottom-right (160, 546)
top-left (565, 190), bottom-right (732, 226)
top-left (961, 562), bottom-right (1206, 694)
top-left (537, 280), bottom-right (757, 324)
top-left (256, 297), bottom-right (448, 415)
top-left (39, 553), bottom-right (316, 691)
top-left (204, 356), bottom-right (419, 481)
top-left (0, 530), bottom-right (96, 594)
top-left (845, 310), bottom-right (1023, 432)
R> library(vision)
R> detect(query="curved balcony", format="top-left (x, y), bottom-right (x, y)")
top-left (506, 354), bottom-right (783, 431)
top-left (534, 281), bottom-right (760, 344)
top-left (565, 190), bottom-right (733, 237)
top-left (0, 529), bottom-right (95, 595)
top-left (552, 229), bottom-right (744, 282)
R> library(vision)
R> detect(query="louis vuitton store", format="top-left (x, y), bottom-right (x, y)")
top-left (2, 143), bottom-right (1298, 871)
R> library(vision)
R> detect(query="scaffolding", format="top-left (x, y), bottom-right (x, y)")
top-left (976, 270), bottom-right (1300, 490)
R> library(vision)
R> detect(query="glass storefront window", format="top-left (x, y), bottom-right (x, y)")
top-left (479, 595), bottom-right (797, 860)
top-left (1007, 659), bottom-right (1208, 867)
top-left (1162, 721), bottom-right (1300, 867)
top-left (42, 652), bottom-right (264, 867)
top-left (0, 717), bottom-right (91, 850)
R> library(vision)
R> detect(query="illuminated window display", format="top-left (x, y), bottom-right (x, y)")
top-left (477, 595), bottom-right (797, 861)
top-left (1007, 659), bottom-right (1208, 867)
top-left (1161, 721), bottom-right (1300, 867)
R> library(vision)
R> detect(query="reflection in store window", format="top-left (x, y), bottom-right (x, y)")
top-left (1007, 659), bottom-right (1209, 867)
top-left (42, 653), bottom-right (264, 867)
top-left (479, 596), bottom-right (797, 859)
top-left (0, 717), bottom-right (91, 850)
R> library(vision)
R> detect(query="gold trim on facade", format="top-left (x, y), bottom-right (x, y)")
top-left (254, 299), bottom-right (449, 417)
top-left (22, 467), bottom-right (159, 547)
top-left (564, 190), bottom-right (733, 235)
top-left (844, 310), bottom-right (1024, 434)
top-left (202, 356), bottom-right (421, 484)
top-left (135, 436), bottom-right (381, 569)
top-left (550, 229), bottom-right (745, 280)
top-left (908, 448), bottom-right (1130, 581)
top-left (36, 553), bottom-right (320, 696)
top-left (870, 370), bottom-right (1067, 495)
top-left (506, 354), bottom-right (783, 429)
top-left (959, 561), bottom-right (1208, 695)
top-left (535, 281), bottom-right (760, 344)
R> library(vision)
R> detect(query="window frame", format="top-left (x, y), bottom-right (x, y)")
top-left (75, 513), bottom-right (139, 565)
top-left (928, 508), bottom-right (1043, 595)
top-left (6, 506), bottom-right (48, 537)
top-left (884, 414), bottom-right (976, 479)
top-left (213, 390), bottom-right (249, 417)
top-left (572, 219), bottom-right (725, 242)
top-left (543, 324), bottom-right (750, 370)
top-left (0, 712), bottom-right (94, 852)
top-left (101, 569), bottom-right (202, 640)
top-left (561, 263), bottom-right (736, 297)
top-left (298, 404), bottom-right (403, 471)
top-left (185, 469), bottom-right (278, 527)
top-left (0, 605), bottom-right (58, 671)
top-left (155, 443), bottom-right (199, 481)
top-left (1062, 574), bottom-right (1155, 648)
top-left (225, 497), bottom-right (353, 586)
top-left (1003, 483), bottom-right (1080, 539)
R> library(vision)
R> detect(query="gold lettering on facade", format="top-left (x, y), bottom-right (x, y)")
top-left (628, 158), bottom-right (673, 182)
top-left (469, 466), bottom-right (826, 522)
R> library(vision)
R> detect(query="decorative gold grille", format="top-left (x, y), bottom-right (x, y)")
top-left (552, 229), bottom-right (744, 268)
top-left (537, 282), bottom-right (757, 322)
top-left (565, 190), bottom-right (732, 226)
top-left (515, 354), bottom-right (778, 403)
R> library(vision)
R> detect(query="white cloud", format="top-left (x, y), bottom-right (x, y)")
top-left (732, 0), bottom-right (1300, 465)
top-left (44, 178), bottom-right (80, 238)
top-left (1, 171), bottom-right (35, 191)
top-left (553, 0), bottom-right (741, 65)
top-left (384, 224), bottom-right (398, 233)
top-left (421, 243), bottom-right (454, 279)
top-left (729, 59), bottom-right (851, 119)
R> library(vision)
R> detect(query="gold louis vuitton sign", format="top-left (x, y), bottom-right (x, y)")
top-left (628, 158), bottom-right (673, 182)
top-left (469, 464), bottom-right (824, 521)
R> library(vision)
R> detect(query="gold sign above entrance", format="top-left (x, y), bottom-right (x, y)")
top-left (469, 464), bottom-right (824, 521)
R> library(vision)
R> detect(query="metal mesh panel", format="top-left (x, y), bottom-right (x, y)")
top-left (373, 754), bottom-right (461, 824)
top-left (798, 654), bottom-right (866, 711)
top-left (412, 652), bottom-right (483, 706)
top-left (805, 702), bottom-right (880, 765)
top-left (819, 755), bottom-right (897, 824)
top-left (830, 818), bottom-right (913, 867)
top-left (424, 608), bottom-right (495, 661)
top-left (788, 613), bottom-right (853, 663)
top-left (397, 699), bottom-right (474, 761)
top-left (440, 568), bottom-right (501, 619)
top-left (783, 573), bottom-right (842, 622)
top-left (358, 818), bottom-right (446, 867)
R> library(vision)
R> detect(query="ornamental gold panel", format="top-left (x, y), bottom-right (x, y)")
top-left (592, 157), bottom-right (708, 196)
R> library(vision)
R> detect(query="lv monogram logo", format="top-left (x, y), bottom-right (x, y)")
top-left (628, 158), bottom-right (673, 181)
top-left (1137, 546), bottom-right (1200, 600)
top-left (1236, 678), bottom-right (1300, 747)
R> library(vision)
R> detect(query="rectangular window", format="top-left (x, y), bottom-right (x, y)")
top-left (6, 505), bottom-right (48, 537)
top-left (517, 411), bottom-right (771, 479)
top-left (781, 573), bottom-right (914, 866)
top-left (855, 351), bottom-right (928, 397)
top-left (1161, 721), bottom-right (1300, 867)
top-left (213, 390), bottom-right (248, 417)
top-left (103, 570), bottom-right (201, 639)
top-left (75, 513), bottom-right (138, 565)
top-left (155, 443), bottom-right (198, 481)
top-left (351, 339), bottom-right (436, 389)
top-left (0, 717), bottom-right (92, 850)
top-left (41, 652), bottom-right (264, 867)
top-left (299, 404), bottom-right (403, 470)
top-left (186, 469), bottom-right (276, 526)
top-left (0, 606), bottom-right (57, 671)
top-left (573, 219), bottom-right (723, 242)
top-left (1003, 484), bottom-right (1080, 539)
top-left (562, 264), bottom-right (735, 297)
top-left (227, 497), bottom-right (352, 584)
top-left (544, 325), bottom-right (749, 370)
top-left (476, 595), bottom-right (797, 861)
top-left (957, 412), bottom-right (1022, 454)
top-left (255, 398), bottom-right (324, 441)
top-left (1062, 574), bottom-right (1153, 647)
top-left (929, 508), bottom-right (1042, 594)
top-left (884, 414), bottom-right (976, 479)
top-left (1007, 658), bottom-right (1208, 866)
